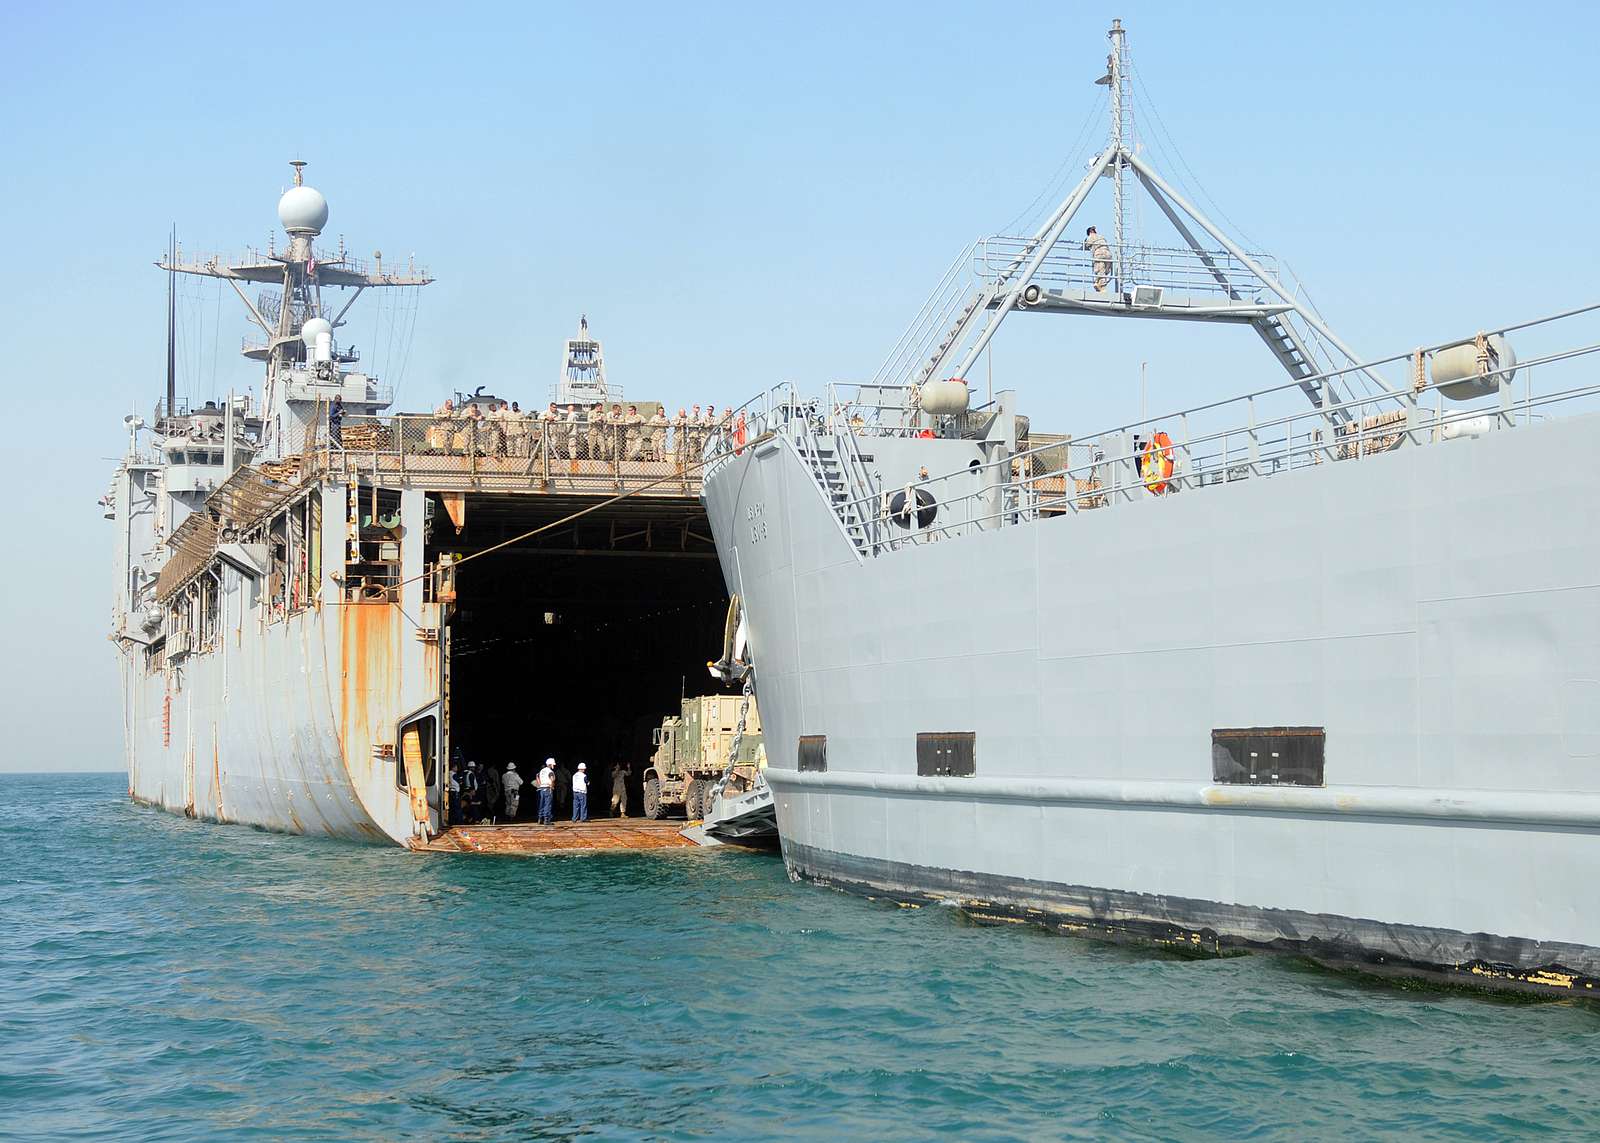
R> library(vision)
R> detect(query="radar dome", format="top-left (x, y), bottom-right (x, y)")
top-left (278, 185), bottom-right (329, 235)
top-left (299, 317), bottom-right (333, 342)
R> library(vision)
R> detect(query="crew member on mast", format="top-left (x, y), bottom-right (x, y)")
top-left (1085, 226), bottom-right (1112, 293)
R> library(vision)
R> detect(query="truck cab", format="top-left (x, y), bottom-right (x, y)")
top-left (642, 695), bottom-right (763, 820)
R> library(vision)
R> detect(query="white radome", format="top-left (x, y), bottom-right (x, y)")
top-left (278, 185), bottom-right (329, 235)
top-left (299, 317), bottom-right (333, 342)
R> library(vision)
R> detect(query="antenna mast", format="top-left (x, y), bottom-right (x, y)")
top-left (1105, 18), bottom-right (1130, 288)
top-left (165, 226), bottom-right (177, 426)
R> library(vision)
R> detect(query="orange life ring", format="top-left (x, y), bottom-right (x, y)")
top-left (915, 429), bottom-right (936, 439)
top-left (1140, 430), bottom-right (1174, 494)
top-left (733, 412), bottom-right (748, 454)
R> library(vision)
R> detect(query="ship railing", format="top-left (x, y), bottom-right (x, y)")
top-left (316, 412), bottom-right (703, 495)
top-left (869, 240), bottom-right (986, 393)
top-left (701, 383), bottom-right (804, 473)
top-left (974, 236), bottom-right (1281, 300)
top-left (824, 303), bottom-right (1600, 553)
top-left (821, 381), bottom-right (1006, 440)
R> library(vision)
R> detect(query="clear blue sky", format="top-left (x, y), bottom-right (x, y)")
top-left (3, 1), bottom-right (1597, 770)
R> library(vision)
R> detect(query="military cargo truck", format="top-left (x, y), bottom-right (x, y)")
top-left (643, 694), bottom-right (763, 820)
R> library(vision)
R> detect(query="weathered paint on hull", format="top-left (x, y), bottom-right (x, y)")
top-left (702, 408), bottom-right (1600, 997)
top-left (124, 482), bottom-right (440, 845)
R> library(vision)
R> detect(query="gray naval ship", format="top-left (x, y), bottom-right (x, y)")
top-left (700, 22), bottom-right (1600, 995)
top-left (105, 163), bottom-right (719, 844)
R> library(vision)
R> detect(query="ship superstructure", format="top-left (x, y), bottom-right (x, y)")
top-left (699, 23), bottom-right (1600, 994)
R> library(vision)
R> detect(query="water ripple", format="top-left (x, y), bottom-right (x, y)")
top-left (2, 773), bottom-right (1597, 1141)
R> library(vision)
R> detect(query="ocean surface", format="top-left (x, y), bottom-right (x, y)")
top-left (3, 772), bottom-right (1597, 1142)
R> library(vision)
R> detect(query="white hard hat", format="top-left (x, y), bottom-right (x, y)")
top-left (545, 757), bottom-right (555, 765)
top-left (506, 762), bottom-right (516, 771)
top-left (578, 762), bottom-right (586, 770)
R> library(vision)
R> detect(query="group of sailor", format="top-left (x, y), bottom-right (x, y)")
top-left (449, 754), bottom-right (631, 825)
top-left (420, 398), bottom-right (729, 464)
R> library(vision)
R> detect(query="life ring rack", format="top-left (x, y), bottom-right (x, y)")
top-left (1140, 430), bottom-right (1175, 495)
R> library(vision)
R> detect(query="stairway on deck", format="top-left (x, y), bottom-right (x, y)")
top-left (806, 440), bottom-right (872, 555)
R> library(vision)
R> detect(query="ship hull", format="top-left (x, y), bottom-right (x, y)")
top-left (702, 411), bottom-right (1600, 995)
top-left (120, 481), bottom-right (442, 845)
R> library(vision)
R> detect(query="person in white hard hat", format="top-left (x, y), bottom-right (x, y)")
top-left (571, 762), bottom-right (590, 822)
top-left (536, 758), bottom-right (556, 825)
top-left (502, 761), bottom-right (523, 819)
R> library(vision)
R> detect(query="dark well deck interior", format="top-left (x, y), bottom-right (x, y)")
top-left (430, 491), bottom-right (739, 822)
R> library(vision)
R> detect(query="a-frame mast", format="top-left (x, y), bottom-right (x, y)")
top-left (902, 19), bottom-right (1387, 423)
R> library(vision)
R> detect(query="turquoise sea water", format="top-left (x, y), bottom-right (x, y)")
top-left (3, 772), bottom-right (1598, 1141)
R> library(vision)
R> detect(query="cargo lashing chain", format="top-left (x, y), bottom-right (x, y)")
top-left (711, 672), bottom-right (756, 814)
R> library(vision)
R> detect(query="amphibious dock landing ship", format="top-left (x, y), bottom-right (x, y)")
top-left (699, 22), bottom-right (1600, 994)
top-left (107, 166), bottom-right (731, 844)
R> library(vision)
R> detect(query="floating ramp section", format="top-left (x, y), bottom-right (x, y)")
top-left (414, 820), bottom-right (700, 856)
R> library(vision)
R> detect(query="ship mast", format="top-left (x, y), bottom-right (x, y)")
top-left (557, 314), bottom-right (612, 405)
top-left (159, 160), bottom-right (433, 457)
top-left (1098, 18), bottom-right (1131, 290)
top-left (889, 18), bottom-right (1390, 422)
top-left (165, 226), bottom-right (176, 427)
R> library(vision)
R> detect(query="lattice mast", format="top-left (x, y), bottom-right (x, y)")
top-left (159, 160), bottom-right (433, 457)
top-left (556, 314), bottom-right (612, 405)
top-left (1098, 18), bottom-right (1131, 287)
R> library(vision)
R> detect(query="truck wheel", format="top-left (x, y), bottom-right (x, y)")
top-left (685, 778), bottom-right (705, 820)
top-left (644, 776), bottom-right (664, 819)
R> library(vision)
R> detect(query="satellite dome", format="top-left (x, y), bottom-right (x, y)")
top-left (278, 185), bottom-right (328, 235)
top-left (299, 317), bottom-right (332, 342)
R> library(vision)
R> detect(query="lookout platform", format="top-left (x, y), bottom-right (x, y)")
top-left (413, 819), bottom-right (703, 857)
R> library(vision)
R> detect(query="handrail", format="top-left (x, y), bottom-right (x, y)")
top-left (708, 302), bottom-right (1600, 557)
top-left (853, 368), bottom-right (1600, 550)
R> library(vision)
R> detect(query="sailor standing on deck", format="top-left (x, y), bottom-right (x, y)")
top-left (670, 408), bottom-right (689, 466)
top-left (648, 407), bottom-right (669, 461)
top-left (610, 762), bottom-right (629, 817)
top-left (537, 402), bottom-right (558, 458)
top-left (606, 403), bottom-right (626, 462)
top-left (687, 405), bottom-right (703, 461)
top-left (571, 763), bottom-right (590, 821)
top-left (481, 760), bottom-right (502, 823)
top-left (624, 405), bottom-right (645, 461)
top-left (565, 404), bottom-right (582, 460)
top-left (502, 762), bottom-right (523, 819)
top-left (1084, 225), bottom-right (1112, 293)
top-left (587, 402), bottom-right (604, 460)
top-left (536, 758), bottom-right (556, 825)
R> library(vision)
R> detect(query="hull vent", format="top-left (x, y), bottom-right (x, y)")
top-left (1211, 727), bottom-right (1324, 786)
top-left (798, 735), bottom-right (828, 773)
top-left (917, 732), bottom-right (976, 777)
